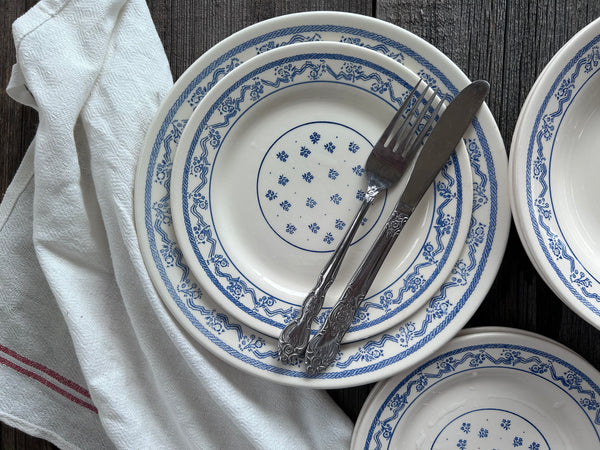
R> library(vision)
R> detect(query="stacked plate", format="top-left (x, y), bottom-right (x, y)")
top-left (510, 17), bottom-right (600, 329)
top-left (351, 327), bottom-right (600, 449)
top-left (134, 12), bottom-right (510, 388)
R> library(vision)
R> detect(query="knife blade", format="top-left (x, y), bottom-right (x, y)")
top-left (304, 80), bottom-right (490, 375)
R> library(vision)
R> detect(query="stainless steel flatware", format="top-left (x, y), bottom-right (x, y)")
top-left (304, 80), bottom-right (490, 374)
top-left (278, 80), bottom-right (444, 364)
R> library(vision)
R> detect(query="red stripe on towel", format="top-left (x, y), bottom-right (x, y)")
top-left (0, 354), bottom-right (98, 413)
top-left (0, 344), bottom-right (91, 398)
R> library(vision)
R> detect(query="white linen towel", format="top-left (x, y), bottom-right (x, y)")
top-left (0, 0), bottom-right (353, 448)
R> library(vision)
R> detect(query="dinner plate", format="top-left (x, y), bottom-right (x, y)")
top-left (509, 17), bottom-right (600, 329)
top-left (351, 327), bottom-right (600, 449)
top-left (134, 11), bottom-right (509, 387)
top-left (170, 41), bottom-right (473, 342)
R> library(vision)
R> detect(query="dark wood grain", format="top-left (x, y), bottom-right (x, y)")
top-left (2, 1), bottom-right (600, 447)
top-left (1, 424), bottom-right (56, 450)
top-left (0, 0), bottom-right (38, 202)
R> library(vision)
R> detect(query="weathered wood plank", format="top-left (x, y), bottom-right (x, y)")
top-left (1, 423), bottom-right (56, 450)
top-left (0, 0), bottom-right (38, 202)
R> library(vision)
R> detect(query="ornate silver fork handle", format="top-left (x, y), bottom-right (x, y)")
top-left (304, 202), bottom-right (412, 374)
top-left (278, 187), bottom-right (379, 364)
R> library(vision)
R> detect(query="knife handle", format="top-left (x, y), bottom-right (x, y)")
top-left (278, 196), bottom-right (375, 364)
top-left (305, 204), bottom-right (411, 375)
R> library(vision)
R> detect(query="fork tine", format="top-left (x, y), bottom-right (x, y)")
top-left (387, 86), bottom-right (437, 152)
top-left (378, 80), bottom-right (422, 148)
top-left (384, 84), bottom-right (424, 149)
top-left (420, 93), bottom-right (446, 139)
top-left (399, 88), bottom-right (444, 155)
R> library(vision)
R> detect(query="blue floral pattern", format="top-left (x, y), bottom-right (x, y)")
top-left (258, 122), bottom-right (375, 255)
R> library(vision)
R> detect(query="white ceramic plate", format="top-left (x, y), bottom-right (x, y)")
top-left (170, 41), bottom-right (472, 342)
top-left (510, 17), bottom-right (600, 329)
top-left (352, 327), bottom-right (600, 449)
top-left (134, 11), bottom-right (509, 388)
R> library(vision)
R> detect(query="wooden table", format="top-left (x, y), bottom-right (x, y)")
top-left (2, 1), bottom-right (600, 448)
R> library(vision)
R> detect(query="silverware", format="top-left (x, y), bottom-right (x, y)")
top-left (278, 80), bottom-right (444, 364)
top-left (304, 80), bottom-right (490, 374)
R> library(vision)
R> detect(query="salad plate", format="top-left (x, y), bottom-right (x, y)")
top-left (509, 17), bottom-right (600, 329)
top-left (352, 327), bottom-right (600, 449)
top-left (134, 11), bottom-right (509, 387)
top-left (170, 41), bottom-right (472, 342)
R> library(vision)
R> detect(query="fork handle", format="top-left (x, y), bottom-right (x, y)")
top-left (304, 204), bottom-right (411, 374)
top-left (278, 196), bottom-right (375, 364)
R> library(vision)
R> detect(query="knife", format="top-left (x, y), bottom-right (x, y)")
top-left (304, 80), bottom-right (490, 375)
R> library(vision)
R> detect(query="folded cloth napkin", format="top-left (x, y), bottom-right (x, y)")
top-left (0, 0), bottom-right (353, 448)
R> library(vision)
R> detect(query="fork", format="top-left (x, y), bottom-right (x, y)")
top-left (278, 80), bottom-right (443, 364)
